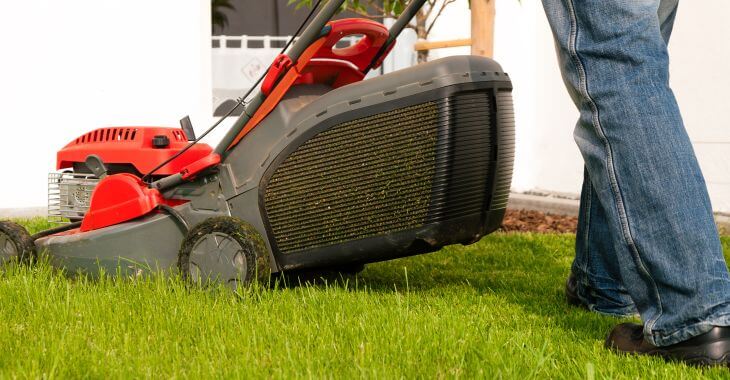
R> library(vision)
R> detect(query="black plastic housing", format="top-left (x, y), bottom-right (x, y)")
top-left (259, 81), bottom-right (515, 270)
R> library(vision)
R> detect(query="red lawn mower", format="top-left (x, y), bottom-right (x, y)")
top-left (0, 0), bottom-right (514, 287)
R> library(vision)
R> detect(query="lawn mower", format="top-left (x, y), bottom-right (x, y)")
top-left (0, 0), bottom-right (515, 287)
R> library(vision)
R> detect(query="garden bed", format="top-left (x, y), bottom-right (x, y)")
top-left (501, 209), bottom-right (578, 233)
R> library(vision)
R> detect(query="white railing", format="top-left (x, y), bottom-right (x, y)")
top-left (212, 35), bottom-right (359, 49)
top-left (212, 35), bottom-right (361, 114)
top-left (213, 35), bottom-right (293, 49)
top-left (211, 35), bottom-right (360, 114)
top-left (211, 34), bottom-right (417, 115)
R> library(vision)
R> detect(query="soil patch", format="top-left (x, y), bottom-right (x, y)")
top-left (500, 209), bottom-right (578, 233)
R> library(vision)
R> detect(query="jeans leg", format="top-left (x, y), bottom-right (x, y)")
top-left (542, 0), bottom-right (730, 346)
top-left (573, 167), bottom-right (637, 317)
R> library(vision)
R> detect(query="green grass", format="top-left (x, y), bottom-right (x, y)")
top-left (2, 218), bottom-right (729, 379)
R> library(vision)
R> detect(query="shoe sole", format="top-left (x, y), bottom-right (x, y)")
top-left (611, 342), bottom-right (730, 367)
top-left (655, 343), bottom-right (730, 367)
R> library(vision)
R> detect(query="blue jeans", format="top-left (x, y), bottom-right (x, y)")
top-left (542, 0), bottom-right (730, 346)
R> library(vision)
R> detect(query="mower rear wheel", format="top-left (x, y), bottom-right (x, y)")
top-left (0, 221), bottom-right (36, 265)
top-left (178, 217), bottom-right (270, 289)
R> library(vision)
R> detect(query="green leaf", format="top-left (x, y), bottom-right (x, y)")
top-left (392, 0), bottom-right (404, 15)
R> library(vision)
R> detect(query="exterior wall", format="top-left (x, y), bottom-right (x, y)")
top-left (529, 1), bottom-right (730, 212)
top-left (429, 0), bottom-right (730, 212)
top-left (426, 0), bottom-right (542, 194)
top-left (0, 0), bottom-right (211, 209)
top-left (668, 3), bottom-right (730, 212)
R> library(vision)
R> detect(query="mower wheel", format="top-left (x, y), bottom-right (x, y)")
top-left (0, 221), bottom-right (36, 265)
top-left (178, 216), bottom-right (270, 289)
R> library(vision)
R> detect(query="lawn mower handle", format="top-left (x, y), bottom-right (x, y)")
top-left (213, 0), bottom-right (429, 157)
top-left (367, 0), bottom-right (428, 71)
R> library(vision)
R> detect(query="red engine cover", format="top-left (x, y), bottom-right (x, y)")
top-left (57, 127), bottom-right (212, 176)
top-left (80, 174), bottom-right (168, 232)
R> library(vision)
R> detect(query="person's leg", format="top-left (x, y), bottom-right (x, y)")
top-left (572, 167), bottom-right (637, 317)
top-left (568, 0), bottom-right (683, 319)
top-left (542, 0), bottom-right (730, 347)
top-left (568, 1), bottom-right (681, 319)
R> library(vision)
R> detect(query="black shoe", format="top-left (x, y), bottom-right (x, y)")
top-left (565, 273), bottom-right (587, 309)
top-left (605, 322), bottom-right (730, 366)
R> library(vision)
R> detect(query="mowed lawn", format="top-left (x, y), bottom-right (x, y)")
top-left (2, 219), bottom-right (729, 379)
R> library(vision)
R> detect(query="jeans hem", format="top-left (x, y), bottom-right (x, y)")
top-left (571, 267), bottom-right (638, 318)
top-left (587, 305), bottom-right (639, 319)
top-left (649, 311), bottom-right (730, 347)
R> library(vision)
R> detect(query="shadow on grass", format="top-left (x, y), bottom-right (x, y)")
top-left (278, 233), bottom-right (623, 342)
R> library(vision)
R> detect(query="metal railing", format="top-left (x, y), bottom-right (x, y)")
top-left (210, 34), bottom-right (416, 115)
top-left (212, 35), bottom-right (360, 49)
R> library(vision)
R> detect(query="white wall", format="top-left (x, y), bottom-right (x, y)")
top-left (530, 0), bottom-right (730, 214)
top-left (527, 0), bottom-right (730, 212)
top-left (0, 0), bottom-right (211, 209)
top-left (432, 0), bottom-right (730, 212)
top-left (668, 2), bottom-right (730, 212)
top-left (428, 0), bottom-right (566, 193)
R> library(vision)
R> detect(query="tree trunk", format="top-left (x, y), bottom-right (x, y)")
top-left (416, 9), bottom-right (429, 63)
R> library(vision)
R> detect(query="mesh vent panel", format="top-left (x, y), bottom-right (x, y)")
top-left (265, 102), bottom-right (439, 253)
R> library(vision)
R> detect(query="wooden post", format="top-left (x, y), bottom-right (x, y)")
top-left (471, 0), bottom-right (496, 58)
top-left (414, 38), bottom-right (472, 51)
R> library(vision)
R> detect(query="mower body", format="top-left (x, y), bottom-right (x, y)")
top-left (36, 55), bottom-right (514, 275)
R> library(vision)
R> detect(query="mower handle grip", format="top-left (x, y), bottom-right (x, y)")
top-left (314, 19), bottom-right (389, 73)
top-left (326, 20), bottom-right (388, 57)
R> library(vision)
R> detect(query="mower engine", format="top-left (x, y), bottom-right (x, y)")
top-left (48, 171), bottom-right (98, 222)
top-left (48, 126), bottom-right (212, 222)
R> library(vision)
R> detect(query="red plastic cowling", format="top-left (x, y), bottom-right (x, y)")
top-left (80, 174), bottom-right (165, 232)
top-left (295, 59), bottom-right (365, 89)
top-left (261, 54), bottom-right (293, 96)
top-left (314, 18), bottom-right (389, 72)
top-left (57, 127), bottom-right (212, 176)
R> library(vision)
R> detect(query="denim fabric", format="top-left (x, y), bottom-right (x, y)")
top-left (541, 0), bottom-right (730, 346)
top-left (573, 167), bottom-right (638, 318)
